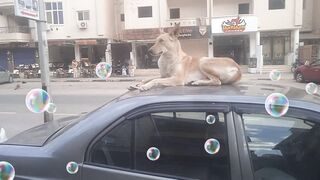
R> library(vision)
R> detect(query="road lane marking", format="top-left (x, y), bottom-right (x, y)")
top-left (0, 112), bottom-right (17, 115)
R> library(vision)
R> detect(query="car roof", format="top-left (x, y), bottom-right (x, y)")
top-left (118, 82), bottom-right (320, 106)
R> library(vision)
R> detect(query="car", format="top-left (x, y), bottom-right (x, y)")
top-left (0, 84), bottom-right (320, 180)
top-left (0, 66), bottom-right (13, 84)
top-left (294, 60), bottom-right (320, 83)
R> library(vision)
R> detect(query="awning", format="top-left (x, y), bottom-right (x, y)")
top-left (300, 33), bottom-right (320, 40)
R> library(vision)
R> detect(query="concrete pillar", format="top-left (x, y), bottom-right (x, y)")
top-left (131, 42), bottom-right (137, 68)
top-left (74, 44), bottom-right (81, 61)
top-left (105, 40), bottom-right (112, 65)
top-left (249, 33), bottom-right (256, 58)
top-left (292, 29), bottom-right (300, 65)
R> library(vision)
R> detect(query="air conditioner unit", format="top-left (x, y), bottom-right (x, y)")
top-left (78, 21), bottom-right (88, 29)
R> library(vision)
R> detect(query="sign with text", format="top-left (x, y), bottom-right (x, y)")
top-left (14, 0), bottom-right (40, 20)
top-left (212, 16), bottom-right (258, 34)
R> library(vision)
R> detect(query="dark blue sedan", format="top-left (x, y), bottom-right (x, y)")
top-left (1, 84), bottom-right (320, 180)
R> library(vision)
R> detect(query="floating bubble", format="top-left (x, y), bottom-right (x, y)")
top-left (269, 70), bottom-right (281, 81)
top-left (265, 93), bottom-right (289, 117)
top-left (305, 83), bottom-right (318, 95)
top-left (204, 138), bottom-right (220, 155)
top-left (95, 62), bottom-right (112, 80)
top-left (146, 147), bottom-right (160, 161)
top-left (46, 103), bottom-right (57, 113)
top-left (25, 89), bottom-right (51, 113)
top-left (206, 115), bottom-right (216, 125)
top-left (66, 161), bottom-right (79, 174)
top-left (0, 161), bottom-right (15, 180)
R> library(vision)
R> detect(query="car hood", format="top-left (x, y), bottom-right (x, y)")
top-left (1, 116), bottom-right (79, 147)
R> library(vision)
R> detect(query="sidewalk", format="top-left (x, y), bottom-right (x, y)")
top-left (13, 69), bottom-right (294, 83)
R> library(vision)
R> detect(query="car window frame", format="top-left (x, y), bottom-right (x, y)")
top-left (84, 102), bottom-right (241, 180)
top-left (232, 103), bottom-right (320, 180)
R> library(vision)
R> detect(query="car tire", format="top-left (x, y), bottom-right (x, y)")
top-left (295, 73), bottom-right (304, 83)
top-left (9, 76), bottom-right (13, 83)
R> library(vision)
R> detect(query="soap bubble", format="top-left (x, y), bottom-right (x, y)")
top-left (25, 89), bottom-right (51, 113)
top-left (0, 161), bottom-right (15, 180)
top-left (46, 103), bottom-right (57, 113)
top-left (206, 115), bottom-right (216, 124)
top-left (146, 147), bottom-right (160, 161)
top-left (269, 70), bottom-right (281, 81)
top-left (305, 83), bottom-right (318, 95)
top-left (265, 93), bottom-right (289, 117)
top-left (66, 161), bottom-right (79, 174)
top-left (95, 62), bottom-right (112, 80)
top-left (204, 138), bottom-right (220, 155)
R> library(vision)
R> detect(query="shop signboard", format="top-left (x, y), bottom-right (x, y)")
top-left (212, 16), bottom-right (258, 34)
top-left (123, 26), bottom-right (211, 40)
top-left (14, 0), bottom-right (40, 20)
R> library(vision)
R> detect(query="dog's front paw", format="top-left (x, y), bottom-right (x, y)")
top-left (190, 81), bottom-right (200, 86)
top-left (139, 84), bottom-right (151, 91)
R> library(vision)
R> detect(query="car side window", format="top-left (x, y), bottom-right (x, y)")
top-left (0, 66), bottom-right (5, 72)
top-left (242, 114), bottom-right (320, 180)
top-left (89, 111), bottom-right (230, 180)
top-left (134, 112), bottom-right (230, 180)
top-left (90, 120), bottom-right (132, 169)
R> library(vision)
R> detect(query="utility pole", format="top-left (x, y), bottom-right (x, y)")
top-left (37, 0), bottom-right (53, 122)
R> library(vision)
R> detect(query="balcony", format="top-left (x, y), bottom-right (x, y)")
top-left (0, 26), bottom-right (32, 43)
top-left (0, 0), bottom-right (13, 7)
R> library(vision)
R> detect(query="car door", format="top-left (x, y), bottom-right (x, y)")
top-left (233, 103), bottom-right (320, 180)
top-left (308, 61), bottom-right (320, 82)
top-left (82, 103), bottom-right (241, 180)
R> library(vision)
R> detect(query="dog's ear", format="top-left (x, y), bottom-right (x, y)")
top-left (169, 23), bottom-right (181, 38)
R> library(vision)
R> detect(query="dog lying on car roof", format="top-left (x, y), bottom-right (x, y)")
top-left (130, 24), bottom-right (242, 91)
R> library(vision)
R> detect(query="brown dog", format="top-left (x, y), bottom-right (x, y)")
top-left (134, 24), bottom-right (241, 91)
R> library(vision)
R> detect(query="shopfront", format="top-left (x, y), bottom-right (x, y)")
top-left (261, 31), bottom-right (291, 65)
top-left (211, 16), bottom-right (260, 67)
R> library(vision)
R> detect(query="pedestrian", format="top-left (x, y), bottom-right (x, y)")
top-left (72, 60), bottom-right (80, 78)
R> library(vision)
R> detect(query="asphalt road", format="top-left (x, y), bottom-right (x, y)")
top-left (0, 81), bottom-right (131, 138)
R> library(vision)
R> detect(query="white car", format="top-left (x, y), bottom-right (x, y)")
top-left (0, 66), bottom-right (13, 84)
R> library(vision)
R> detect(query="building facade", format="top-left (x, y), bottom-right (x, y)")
top-left (299, 0), bottom-right (320, 61)
top-left (42, 0), bottom-right (116, 67)
top-left (0, 0), bottom-right (36, 71)
top-left (117, 0), bottom-right (303, 72)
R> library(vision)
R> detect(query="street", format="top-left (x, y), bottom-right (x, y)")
top-left (0, 73), bottom-right (313, 139)
top-left (0, 81), bottom-right (131, 138)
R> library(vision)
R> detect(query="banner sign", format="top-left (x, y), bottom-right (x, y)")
top-left (14, 0), bottom-right (40, 20)
top-left (212, 16), bottom-right (258, 34)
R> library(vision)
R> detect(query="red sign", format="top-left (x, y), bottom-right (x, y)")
top-left (221, 17), bottom-right (247, 33)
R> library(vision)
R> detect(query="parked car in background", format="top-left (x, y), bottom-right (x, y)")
top-left (294, 60), bottom-right (320, 83)
top-left (0, 66), bottom-right (13, 84)
top-left (0, 85), bottom-right (320, 180)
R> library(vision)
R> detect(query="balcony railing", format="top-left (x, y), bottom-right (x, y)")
top-left (167, 17), bottom-right (209, 27)
top-left (0, 26), bottom-right (31, 34)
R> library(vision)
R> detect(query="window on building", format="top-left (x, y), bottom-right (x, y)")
top-left (243, 114), bottom-right (320, 180)
top-left (138, 6), bottom-right (152, 18)
top-left (45, 2), bottom-right (64, 24)
top-left (170, 8), bottom-right (180, 19)
top-left (269, 0), bottom-right (285, 10)
top-left (78, 11), bottom-right (90, 21)
top-left (238, 3), bottom-right (250, 14)
top-left (120, 13), bottom-right (125, 22)
top-left (89, 111), bottom-right (230, 180)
